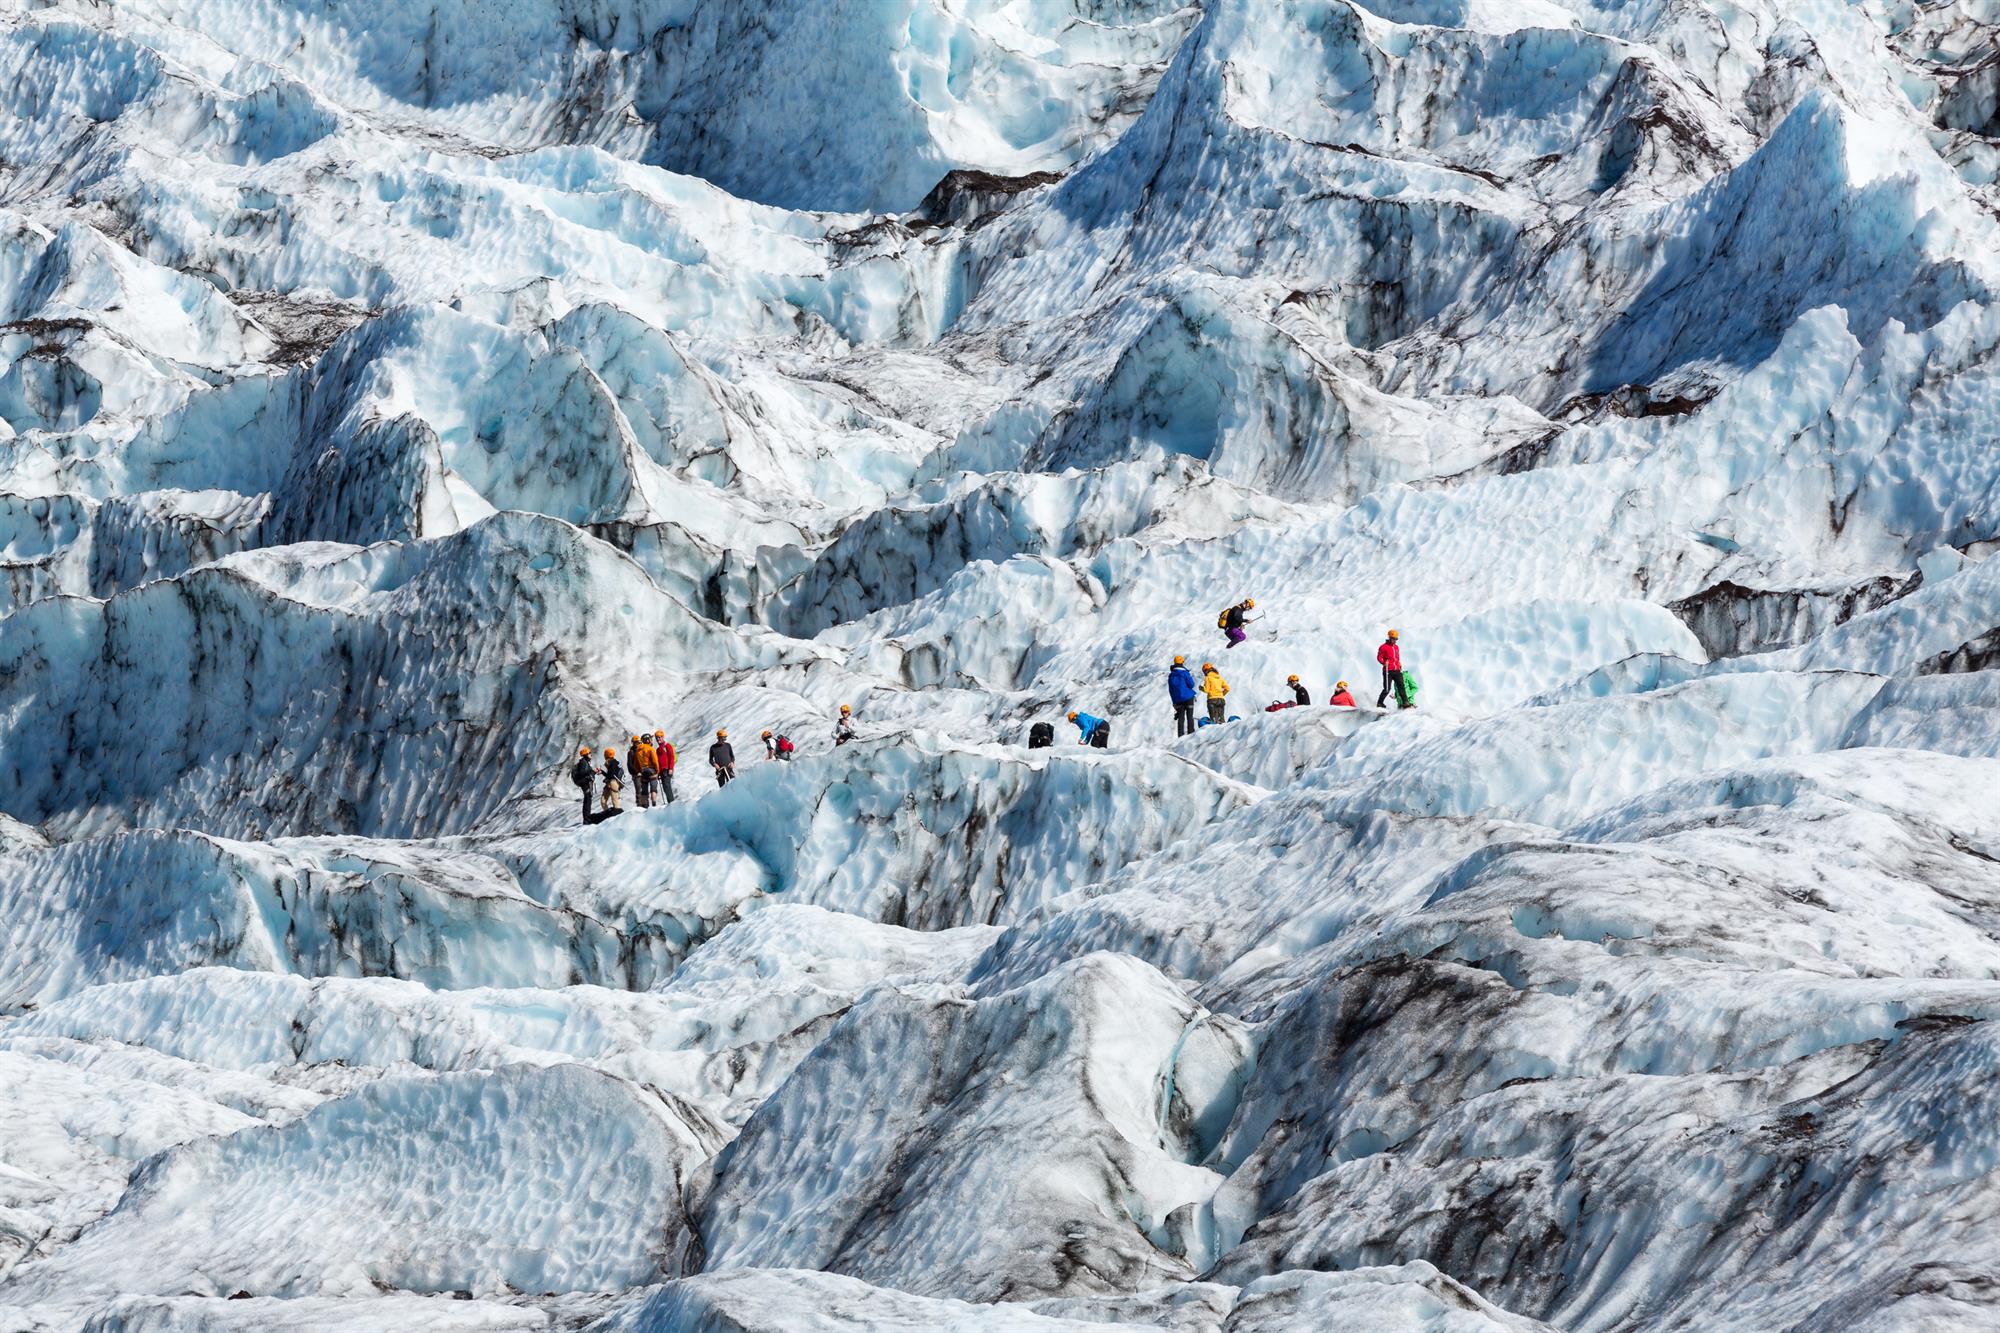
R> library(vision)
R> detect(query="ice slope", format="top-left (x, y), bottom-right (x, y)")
top-left (3, 0), bottom-right (2000, 1329)
top-left (595, 1263), bottom-right (1550, 1332)
top-left (696, 952), bottom-right (1246, 1299)
top-left (5, 1064), bottom-right (710, 1304)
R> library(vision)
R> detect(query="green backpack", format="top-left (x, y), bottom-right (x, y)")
top-left (1397, 671), bottom-right (1419, 707)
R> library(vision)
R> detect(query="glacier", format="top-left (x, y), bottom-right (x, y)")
top-left (2, 0), bottom-right (2000, 1329)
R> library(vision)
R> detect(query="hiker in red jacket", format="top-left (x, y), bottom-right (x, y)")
top-left (653, 730), bottom-right (676, 803)
top-left (1376, 630), bottom-right (1410, 709)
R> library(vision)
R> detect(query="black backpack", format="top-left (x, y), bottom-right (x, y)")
top-left (1028, 721), bottom-right (1054, 749)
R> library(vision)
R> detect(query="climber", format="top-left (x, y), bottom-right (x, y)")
top-left (1288, 674), bottom-right (1310, 706)
top-left (710, 729), bottom-right (736, 786)
top-left (653, 730), bottom-right (676, 804)
top-left (601, 746), bottom-right (625, 813)
top-left (1330, 679), bottom-right (1356, 708)
top-left (763, 730), bottom-right (797, 761)
top-left (631, 733), bottom-right (659, 808)
top-left (835, 703), bottom-right (856, 746)
top-left (1167, 654), bottom-right (1199, 737)
top-left (1218, 598), bottom-right (1256, 648)
top-left (1068, 709), bottom-right (1111, 749)
top-left (1376, 629), bottom-right (1411, 709)
top-left (571, 746), bottom-right (598, 821)
top-left (1202, 662), bottom-right (1229, 724)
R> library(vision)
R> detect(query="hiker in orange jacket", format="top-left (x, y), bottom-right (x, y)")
top-left (631, 735), bottom-right (660, 808)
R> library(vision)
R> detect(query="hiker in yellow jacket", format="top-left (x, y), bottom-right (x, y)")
top-left (1201, 662), bottom-right (1229, 725)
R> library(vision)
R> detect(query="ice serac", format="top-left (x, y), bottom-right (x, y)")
top-left (696, 953), bottom-right (1247, 1300)
top-left (4, 0), bottom-right (2000, 1328)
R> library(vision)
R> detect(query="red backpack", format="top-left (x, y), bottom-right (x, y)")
top-left (776, 735), bottom-right (795, 756)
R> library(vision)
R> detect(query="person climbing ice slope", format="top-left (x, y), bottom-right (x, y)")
top-left (1067, 710), bottom-right (1111, 748)
top-left (763, 730), bottom-right (796, 761)
top-left (1168, 655), bottom-right (1198, 736)
top-left (1376, 630), bottom-right (1413, 709)
top-left (710, 730), bottom-right (736, 786)
top-left (1202, 663), bottom-right (1229, 724)
top-left (835, 704), bottom-right (856, 746)
top-left (1218, 598), bottom-right (1256, 647)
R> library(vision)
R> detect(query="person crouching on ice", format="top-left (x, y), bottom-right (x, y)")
top-left (835, 704), bottom-right (856, 745)
top-left (1330, 680), bottom-right (1356, 708)
top-left (1288, 674), bottom-right (1310, 705)
top-left (1068, 710), bottom-right (1111, 748)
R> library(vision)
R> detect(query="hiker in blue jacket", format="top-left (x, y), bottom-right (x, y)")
top-left (1067, 710), bottom-right (1111, 749)
top-left (1167, 655), bottom-right (1199, 736)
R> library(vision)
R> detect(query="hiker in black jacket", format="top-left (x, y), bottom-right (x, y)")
top-left (710, 730), bottom-right (737, 786)
top-left (601, 748), bottom-right (625, 812)
top-left (571, 747), bottom-right (598, 821)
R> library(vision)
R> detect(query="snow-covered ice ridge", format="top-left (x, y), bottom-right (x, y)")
top-left (2, 0), bottom-right (1999, 1328)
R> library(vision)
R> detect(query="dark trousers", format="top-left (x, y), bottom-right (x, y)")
top-left (714, 765), bottom-right (734, 787)
top-left (579, 788), bottom-right (593, 820)
top-left (1207, 697), bottom-right (1226, 724)
top-left (662, 771), bottom-right (675, 803)
top-left (635, 772), bottom-right (655, 807)
top-left (1378, 668), bottom-right (1406, 709)
top-left (1090, 722), bottom-right (1110, 749)
top-left (1173, 701), bottom-right (1196, 736)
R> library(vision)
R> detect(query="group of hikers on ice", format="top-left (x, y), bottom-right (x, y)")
top-left (1040, 610), bottom-right (1414, 748)
top-left (568, 605), bottom-right (1416, 818)
top-left (1143, 624), bottom-right (1408, 739)
top-left (570, 704), bottom-right (857, 821)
